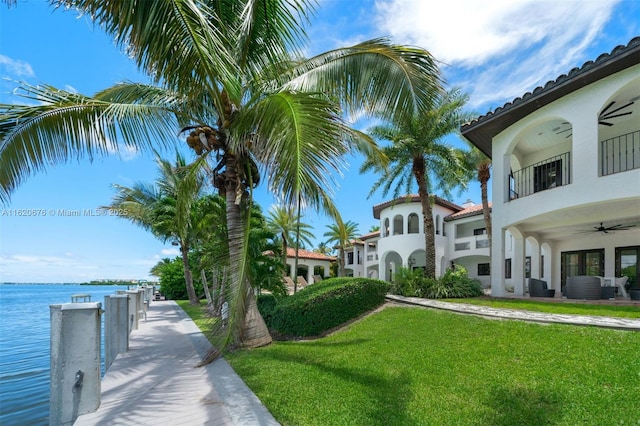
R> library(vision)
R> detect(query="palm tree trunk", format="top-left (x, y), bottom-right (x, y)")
top-left (338, 246), bottom-right (346, 277)
top-left (413, 156), bottom-right (436, 278)
top-left (478, 163), bottom-right (492, 255)
top-left (181, 244), bottom-right (199, 305)
top-left (224, 156), bottom-right (272, 348)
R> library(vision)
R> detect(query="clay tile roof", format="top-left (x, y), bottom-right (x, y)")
top-left (372, 194), bottom-right (463, 219)
top-left (461, 37), bottom-right (640, 158)
top-left (284, 247), bottom-right (336, 261)
top-left (359, 230), bottom-right (380, 240)
top-left (444, 202), bottom-right (492, 221)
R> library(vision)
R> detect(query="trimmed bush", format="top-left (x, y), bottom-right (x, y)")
top-left (267, 277), bottom-right (390, 338)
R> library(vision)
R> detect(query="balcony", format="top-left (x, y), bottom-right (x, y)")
top-left (509, 152), bottom-right (571, 200)
top-left (600, 130), bottom-right (640, 176)
top-left (454, 236), bottom-right (490, 252)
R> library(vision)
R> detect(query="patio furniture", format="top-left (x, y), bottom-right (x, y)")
top-left (565, 276), bottom-right (601, 300)
top-left (528, 278), bottom-right (555, 297)
top-left (600, 286), bottom-right (615, 299)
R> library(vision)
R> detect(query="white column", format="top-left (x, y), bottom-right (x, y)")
top-left (491, 228), bottom-right (506, 297)
top-left (513, 235), bottom-right (526, 295)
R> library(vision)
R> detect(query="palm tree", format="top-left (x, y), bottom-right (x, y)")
top-left (314, 242), bottom-right (333, 256)
top-left (323, 220), bottom-right (359, 277)
top-left (266, 205), bottom-right (315, 275)
top-left (104, 152), bottom-right (206, 305)
top-left (360, 88), bottom-right (473, 278)
top-left (463, 147), bottom-right (492, 251)
top-left (0, 0), bottom-right (442, 352)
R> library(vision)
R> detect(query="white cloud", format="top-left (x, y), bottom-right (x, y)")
top-left (373, 0), bottom-right (621, 109)
top-left (160, 248), bottom-right (180, 256)
top-left (0, 55), bottom-right (35, 78)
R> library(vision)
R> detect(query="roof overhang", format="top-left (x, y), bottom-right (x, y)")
top-left (461, 37), bottom-right (640, 159)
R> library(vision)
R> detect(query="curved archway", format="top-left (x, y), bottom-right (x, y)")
top-left (598, 77), bottom-right (640, 176)
top-left (381, 251), bottom-right (402, 282)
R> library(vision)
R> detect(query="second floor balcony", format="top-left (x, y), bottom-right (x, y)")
top-left (509, 152), bottom-right (571, 200)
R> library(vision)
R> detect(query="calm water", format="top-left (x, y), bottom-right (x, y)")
top-left (0, 284), bottom-right (130, 426)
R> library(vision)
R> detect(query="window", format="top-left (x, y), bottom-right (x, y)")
top-left (540, 255), bottom-right (544, 278)
top-left (435, 215), bottom-right (440, 235)
top-left (347, 252), bottom-right (354, 265)
top-left (408, 213), bottom-right (419, 234)
top-left (442, 222), bottom-right (446, 237)
top-left (505, 259), bottom-right (512, 279)
top-left (525, 256), bottom-right (531, 278)
top-left (383, 218), bottom-right (389, 238)
top-left (478, 263), bottom-right (490, 276)
top-left (473, 228), bottom-right (486, 235)
top-left (534, 159), bottom-right (562, 192)
top-left (393, 215), bottom-right (404, 235)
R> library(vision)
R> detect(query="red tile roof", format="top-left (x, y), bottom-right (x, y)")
top-left (445, 202), bottom-right (492, 220)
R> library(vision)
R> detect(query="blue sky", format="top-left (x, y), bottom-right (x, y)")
top-left (1, 0), bottom-right (638, 283)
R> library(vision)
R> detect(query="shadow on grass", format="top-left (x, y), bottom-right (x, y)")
top-left (482, 385), bottom-right (562, 425)
top-left (235, 346), bottom-right (415, 425)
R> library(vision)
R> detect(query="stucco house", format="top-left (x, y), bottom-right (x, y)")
top-left (343, 196), bottom-right (492, 288)
top-left (460, 37), bottom-right (640, 297)
top-left (282, 247), bottom-right (335, 285)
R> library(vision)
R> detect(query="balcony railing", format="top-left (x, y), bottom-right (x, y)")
top-left (600, 130), bottom-right (640, 176)
top-left (509, 152), bottom-right (571, 200)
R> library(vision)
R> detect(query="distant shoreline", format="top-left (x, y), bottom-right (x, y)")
top-left (1, 282), bottom-right (156, 286)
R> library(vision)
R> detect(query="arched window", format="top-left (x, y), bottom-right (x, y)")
top-left (393, 215), bottom-right (404, 235)
top-left (383, 218), bottom-right (390, 238)
top-left (408, 213), bottom-right (419, 233)
top-left (435, 215), bottom-right (440, 235)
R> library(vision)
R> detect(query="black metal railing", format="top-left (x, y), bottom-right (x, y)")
top-left (509, 152), bottom-right (571, 200)
top-left (600, 130), bottom-right (640, 176)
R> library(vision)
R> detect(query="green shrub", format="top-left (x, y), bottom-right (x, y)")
top-left (268, 277), bottom-right (390, 337)
top-left (257, 293), bottom-right (281, 324)
top-left (390, 265), bottom-right (483, 299)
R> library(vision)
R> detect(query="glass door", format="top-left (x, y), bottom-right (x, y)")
top-left (561, 249), bottom-right (604, 291)
top-left (616, 246), bottom-right (639, 289)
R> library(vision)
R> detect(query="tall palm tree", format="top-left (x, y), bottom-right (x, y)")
top-left (313, 242), bottom-right (333, 256)
top-left (323, 220), bottom-right (359, 277)
top-left (463, 147), bottom-right (492, 251)
top-left (267, 206), bottom-right (314, 263)
top-left (104, 152), bottom-right (206, 305)
top-left (360, 88), bottom-right (473, 278)
top-left (0, 0), bottom-right (442, 352)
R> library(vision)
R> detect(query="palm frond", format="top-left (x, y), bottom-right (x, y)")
top-left (282, 38), bottom-right (442, 125)
top-left (58, 0), bottom-right (237, 104)
top-left (0, 82), bottom-right (200, 204)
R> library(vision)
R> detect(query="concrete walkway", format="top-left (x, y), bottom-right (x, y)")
top-left (387, 295), bottom-right (640, 331)
top-left (75, 301), bottom-right (278, 426)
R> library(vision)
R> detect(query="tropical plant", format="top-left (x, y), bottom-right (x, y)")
top-left (323, 220), bottom-right (359, 277)
top-left (313, 242), bottom-right (333, 256)
top-left (0, 0), bottom-right (442, 355)
top-left (104, 152), bottom-right (207, 305)
top-left (360, 87), bottom-right (474, 278)
top-left (463, 146), bottom-right (492, 252)
top-left (266, 205), bottom-right (315, 274)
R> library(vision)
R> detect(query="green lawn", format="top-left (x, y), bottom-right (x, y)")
top-left (442, 297), bottom-right (640, 318)
top-left (224, 306), bottom-right (640, 425)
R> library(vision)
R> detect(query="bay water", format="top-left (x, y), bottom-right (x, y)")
top-left (0, 284), bottom-right (130, 425)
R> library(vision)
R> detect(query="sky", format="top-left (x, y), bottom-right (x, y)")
top-left (0, 0), bottom-right (638, 283)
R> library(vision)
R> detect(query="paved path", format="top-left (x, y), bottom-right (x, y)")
top-left (387, 295), bottom-right (640, 331)
top-left (75, 301), bottom-right (278, 426)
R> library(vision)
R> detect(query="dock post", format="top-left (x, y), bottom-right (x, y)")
top-left (104, 294), bottom-right (129, 372)
top-left (49, 302), bottom-right (102, 426)
top-left (125, 290), bottom-right (140, 332)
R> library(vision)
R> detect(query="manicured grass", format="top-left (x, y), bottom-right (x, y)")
top-left (225, 306), bottom-right (640, 426)
top-left (176, 300), bottom-right (218, 337)
top-left (442, 297), bottom-right (640, 318)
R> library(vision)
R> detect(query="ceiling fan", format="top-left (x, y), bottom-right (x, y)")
top-left (599, 100), bottom-right (634, 126)
top-left (579, 222), bottom-right (637, 234)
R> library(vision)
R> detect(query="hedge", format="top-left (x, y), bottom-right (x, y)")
top-left (261, 277), bottom-right (390, 338)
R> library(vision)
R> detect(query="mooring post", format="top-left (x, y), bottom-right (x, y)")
top-left (104, 294), bottom-right (129, 372)
top-left (125, 290), bottom-right (140, 332)
top-left (49, 302), bottom-right (102, 426)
